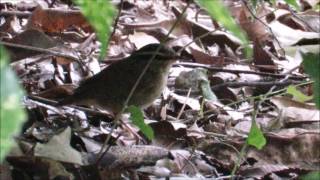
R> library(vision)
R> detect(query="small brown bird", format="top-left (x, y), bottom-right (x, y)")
top-left (58, 44), bottom-right (177, 113)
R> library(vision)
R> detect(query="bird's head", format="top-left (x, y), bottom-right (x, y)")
top-left (131, 43), bottom-right (178, 62)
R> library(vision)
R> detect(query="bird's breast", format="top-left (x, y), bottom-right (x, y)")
top-left (130, 67), bottom-right (169, 107)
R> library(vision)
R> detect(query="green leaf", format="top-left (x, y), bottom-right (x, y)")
top-left (284, 0), bottom-right (299, 10)
top-left (196, 0), bottom-right (252, 58)
top-left (0, 46), bottom-right (26, 161)
top-left (286, 85), bottom-right (313, 102)
top-left (74, 0), bottom-right (116, 60)
top-left (128, 105), bottom-right (154, 140)
top-left (302, 52), bottom-right (320, 109)
top-left (247, 120), bottom-right (266, 149)
top-left (301, 171), bottom-right (320, 180)
top-left (270, 0), bottom-right (276, 5)
top-left (251, 0), bottom-right (258, 8)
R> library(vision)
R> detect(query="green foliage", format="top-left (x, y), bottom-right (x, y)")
top-left (197, 0), bottom-right (265, 150)
top-left (302, 52), bottom-right (320, 109)
top-left (301, 171), bottom-right (320, 180)
top-left (196, 0), bottom-right (252, 57)
top-left (128, 105), bottom-right (154, 140)
top-left (284, 0), bottom-right (299, 10)
top-left (247, 120), bottom-right (266, 149)
top-left (286, 85), bottom-right (312, 103)
top-left (0, 46), bottom-right (26, 161)
top-left (270, 0), bottom-right (276, 5)
top-left (251, 0), bottom-right (258, 8)
top-left (74, 0), bottom-right (116, 59)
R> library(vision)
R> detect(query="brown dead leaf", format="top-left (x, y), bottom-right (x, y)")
top-left (4, 29), bottom-right (59, 61)
top-left (237, 6), bottom-right (271, 43)
top-left (247, 129), bottom-right (320, 169)
top-left (253, 40), bottom-right (277, 73)
top-left (37, 84), bottom-right (77, 100)
top-left (26, 6), bottom-right (92, 33)
top-left (295, 10), bottom-right (320, 33)
top-left (120, 0), bottom-right (187, 37)
top-left (6, 156), bottom-right (74, 180)
top-left (191, 48), bottom-right (224, 66)
top-left (278, 13), bottom-right (308, 31)
top-left (198, 138), bottom-right (242, 170)
top-left (191, 21), bottom-right (241, 51)
top-left (149, 121), bottom-right (187, 148)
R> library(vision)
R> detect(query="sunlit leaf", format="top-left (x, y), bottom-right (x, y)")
top-left (247, 120), bottom-right (266, 149)
top-left (128, 105), bottom-right (154, 140)
top-left (286, 85), bottom-right (313, 103)
top-left (0, 46), bottom-right (26, 161)
top-left (284, 0), bottom-right (299, 10)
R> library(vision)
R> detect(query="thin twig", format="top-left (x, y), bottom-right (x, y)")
top-left (176, 88), bottom-right (191, 120)
top-left (174, 62), bottom-right (307, 80)
top-left (27, 95), bottom-right (112, 117)
top-left (223, 81), bottom-right (313, 108)
top-left (0, 10), bottom-right (32, 18)
top-left (107, 0), bottom-right (124, 47)
top-left (95, 122), bottom-right (121, 164)
top-left (0, 41), bottom-right (80, 62)
top-left (211, 80), bottom-right (303, 90)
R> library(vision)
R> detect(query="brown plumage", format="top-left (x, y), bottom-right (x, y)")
top-left (58, 44), bottom-right (177, 113)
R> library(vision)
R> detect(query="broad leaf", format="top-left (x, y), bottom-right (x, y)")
top-left (286, 85), bottom-right (312, 103)
top-left (302, 52), bottom-right (320, 109)
top-left (0, 46), bottom-right (26, 161)
top-left (128, 105), bottom-right (154, 140)
top-left (247, 120), bottom-right (266, 150)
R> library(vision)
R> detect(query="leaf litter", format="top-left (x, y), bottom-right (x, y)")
top-left (0, 0), bottom-right (319, 179)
